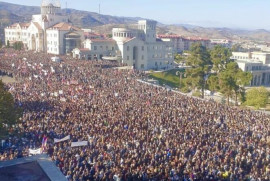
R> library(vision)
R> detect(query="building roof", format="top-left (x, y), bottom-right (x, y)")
top-left (158, 34), bottom-right (182, 38)
top-left (33, 22), bottom-right (43, 30)
top-left (158, 34), bottom-right (209, 41)
top-left (20, 23), bottom-right (30, 28)
top-left (48, 22), bottom-right (81, 31)
top-left (90, 39), bottom-right (115, 43)
top-left (42, 0), bottom-right (61, 7)
top-left (0, 154), bottom-right (67, 181)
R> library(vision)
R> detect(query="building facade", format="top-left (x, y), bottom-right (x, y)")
top-left (4, 0), bottom-right (83, 55)
top-left (232, 52), bottom-right (270, 86)
top-left (158, 35), bottom-right (211, 53)
top-left (73, 20), bottom-right (174, 70)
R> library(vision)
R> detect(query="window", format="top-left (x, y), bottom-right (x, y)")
top-left (94, 46), bottom-right (97, 50)
top-left (142, 55), bottom-right (144, 60)
top-left (127, 56), bottom-right (129, 60)
top-left (112, 47), bottom-right (114, 51)
top-left (142, 46), bottom-right (144, 51)
top-left (127, 46), bottom-right (130, 51)
top-left (141, 64), bottom-right (144, 69)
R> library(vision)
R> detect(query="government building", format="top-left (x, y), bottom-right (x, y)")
top-left (232, 52), bottom-right (270, 86)
top-left (73, 20), bottom-right (174, 70)
top-left (4, 0), bottom-right (83, 55)
top-left (5, 0), bottom-right (174, 70)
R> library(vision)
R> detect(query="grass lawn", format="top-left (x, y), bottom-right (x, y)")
top-left (148, 69), bottom-right (185, 88)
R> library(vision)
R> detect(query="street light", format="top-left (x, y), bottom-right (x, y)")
top-left (176, 71), bottom-right (184, 90)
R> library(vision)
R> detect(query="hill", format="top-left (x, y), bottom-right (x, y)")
top-left (1, 1), bottom-right (270, 43)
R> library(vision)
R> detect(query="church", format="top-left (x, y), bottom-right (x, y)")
top-left (4, 0), bottom-right (83, 55)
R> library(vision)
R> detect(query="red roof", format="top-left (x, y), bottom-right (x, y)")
top-left (48, 22), bottom-right (81, 31)
top-left (90, 39), bottom-right (115, 42)
top-left (158, 34), bottom-right (209, 41)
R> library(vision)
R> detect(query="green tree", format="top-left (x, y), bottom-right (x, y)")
top-left (218, 62), bottom-right (252, 105)
top-left (186, 43), bottom-right (211, 98)
top-left (0, 80), bottom-right (22, 137)
top-left (0, 40), bottom-right (2, 48)
top-left (207, 75), bottom-right (220, 92)
top-left (210, 45), bottom-right (232, 72)
top-left (174, 54), bottom-right (186, 64)
top-left (7, 40), bottom-right (10, 48)
top-left (234, 71), bottom-right (252, 105)
top-left (13, 41), bottom-right (24, 50)
top-left (245, 87), bottom-right (269, 109)
top-left (231, 44), bottom-right (242, 52)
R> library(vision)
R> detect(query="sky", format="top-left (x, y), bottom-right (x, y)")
top-left (1, 0), bottom-right (270, 30)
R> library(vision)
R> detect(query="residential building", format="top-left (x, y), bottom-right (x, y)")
top-left (158, 34), bottom-right (211, 53)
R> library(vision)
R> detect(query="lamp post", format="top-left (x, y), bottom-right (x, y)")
top-left (176, 71), bottom-right (184, 90)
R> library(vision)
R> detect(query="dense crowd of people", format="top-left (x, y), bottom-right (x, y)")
top-left (0, 48), bottom-right (270, 181)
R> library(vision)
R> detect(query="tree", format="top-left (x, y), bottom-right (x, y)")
top-left (7, 40), bottom-right (10, 48)
top-left (0, 40), bottom-right (2, 48)
top-left (186, 43), bottom-right (211, 98)
top-left (174, 54), bottom-right (186, 64)
top-left (231, 44), bottom-right (242, 52)
top-left (218, 62), bottom-right (252, 105)
top-left (207, 75), bottom-right (220, 92)
top-left (13, 41), bottom-right (24, 50)
top-left (210, 45), bottom-right (232, 72)
top-left (0, 80), bottom-right (22, 137)
top-left (245, 87), bottom-right (269, 109)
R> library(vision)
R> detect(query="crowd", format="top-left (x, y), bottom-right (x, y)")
top-left (0, 48), bottom-right (270, 181)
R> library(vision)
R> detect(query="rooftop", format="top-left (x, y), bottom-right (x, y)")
top-left (48, 22), bottom-right (81, 31)
top-left (0, 154), bottom-right (67, 181)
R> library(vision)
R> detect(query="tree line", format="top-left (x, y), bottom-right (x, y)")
top-left (176, 43), bottom-right (255, 106)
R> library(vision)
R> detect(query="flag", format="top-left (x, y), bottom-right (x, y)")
top-left (41, 136), bottom-right (48, 153)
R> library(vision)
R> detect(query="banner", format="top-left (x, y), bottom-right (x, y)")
top-left (71, 141), bottom-right (88, 147)
top-left (29, 148), bottom-right (41, 155)
top-left (54, 135), bottom-right (70, 143)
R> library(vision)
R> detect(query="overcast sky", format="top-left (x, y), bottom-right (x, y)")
top-left (1, 0), bottom-right (269, 30)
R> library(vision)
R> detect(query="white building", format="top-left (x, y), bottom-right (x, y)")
top-left (4, 0), bottom-right (83, 55)
top-left (232, 52), bottom-right (270, 86)
top-left (158, 35), bottom-right (211, 53)
top-left (73, 20), bottom-right (174, 70)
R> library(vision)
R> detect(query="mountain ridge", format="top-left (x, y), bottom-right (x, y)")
top-left (1, 1), bottom-right (270, 42)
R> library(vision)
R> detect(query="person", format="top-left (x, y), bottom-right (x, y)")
top-left (0, 48), bottom-right (269, 180)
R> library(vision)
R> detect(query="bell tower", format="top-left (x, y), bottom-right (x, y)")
top-left (41, 0), bottom-right (61, 15)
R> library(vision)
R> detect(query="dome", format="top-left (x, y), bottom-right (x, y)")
top-left (41, 0), bottom-right (61, 7)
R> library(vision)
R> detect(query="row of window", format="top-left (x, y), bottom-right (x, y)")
top-left (48, 47), bottom-right (58, 52)
top-left (47, 33), bottom-right (58, 38)
top-left (93, 46), bottom-right (115, 51)
top-left (47, 41), bottom-right (58, 45)
top-left (127, 46), bottom-right (144, 51)
top-left (127, 55), bottom-right (144, 60)
top-left (113, 32), bottom-right (134, 38)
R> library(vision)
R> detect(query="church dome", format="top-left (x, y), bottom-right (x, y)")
top-left (41, 0), bottom-right (61, 8)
